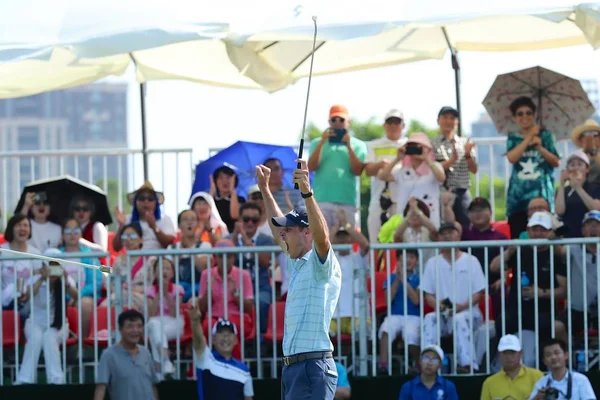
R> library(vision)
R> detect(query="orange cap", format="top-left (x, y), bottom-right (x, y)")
top-left (329, 104), bottom-right (349, 119)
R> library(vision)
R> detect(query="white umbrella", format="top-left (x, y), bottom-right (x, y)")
top-left (133, 1), bottom-right (600, 92)
top-left (0, 0), bottom-right (233, 98)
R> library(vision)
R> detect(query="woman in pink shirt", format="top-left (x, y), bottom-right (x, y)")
top-left (146, 256), bottom-right (184, 378)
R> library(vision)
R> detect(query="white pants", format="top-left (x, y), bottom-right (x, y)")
top-left (474, 321), bottom-right (496, 368)
top-left (147, 316), bottom-right (184, 363)
top-left (367, 201), bottom-right (397, 242)
top-left (423, 308), bottom-right (482, 369)
top-left (378, 315), bottom-right (420, 346)
top-left (318, 202), bottom-right (358, 228)
top-left (17, 319), bottom-right (67, 384)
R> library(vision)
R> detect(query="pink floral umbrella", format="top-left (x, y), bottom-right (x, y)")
top-left (482, 66), bottom-right (595, 139)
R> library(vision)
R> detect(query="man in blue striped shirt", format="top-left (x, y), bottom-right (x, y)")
top-left (256, 159), bottom-right (342, 400)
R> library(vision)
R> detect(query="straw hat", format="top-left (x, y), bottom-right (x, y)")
top-left (570, 119), bottom-right (600, 147)
top-left (127, 181), bottom-right (164, 205)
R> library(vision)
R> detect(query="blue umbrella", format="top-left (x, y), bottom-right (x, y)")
top-left (191, 141), bottom-right (307, 200)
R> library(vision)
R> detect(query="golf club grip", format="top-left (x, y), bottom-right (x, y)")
top-left (294, 139), bottom-right (305, 190)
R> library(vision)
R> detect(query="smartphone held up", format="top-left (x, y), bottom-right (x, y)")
top-left (329, 128), bottom-right (347, 145)
top-left (405, 143), bottom-right (423, 155)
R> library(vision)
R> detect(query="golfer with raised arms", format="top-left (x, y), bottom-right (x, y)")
top-left (256, 159), bottom-right (342, 400)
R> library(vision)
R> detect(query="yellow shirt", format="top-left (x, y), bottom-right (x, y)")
top-left (480, 366), bottom-right (544, 400)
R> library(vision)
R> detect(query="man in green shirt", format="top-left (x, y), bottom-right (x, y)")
top-left (307, 104), bottom-right (367, 228)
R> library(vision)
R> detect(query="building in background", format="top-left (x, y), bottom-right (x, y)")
top-left (582, 78), bottom-right (600, 112)
top-left (0, 83), bottom-right (128, 219)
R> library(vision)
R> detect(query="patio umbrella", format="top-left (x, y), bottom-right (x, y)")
top-left (14, 175), bottom-right (112, 225)
top-left (482, 66), bottom-right (595, 139)
top-left (190, 141), bottom-right (305, 199)
top-left (135, 1), bottom-right (600, 92)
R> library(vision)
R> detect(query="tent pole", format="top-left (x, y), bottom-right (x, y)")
top-left (442, 27), bottom-right (462, 136)
top-left (140, 83), bottom-right (149, 181)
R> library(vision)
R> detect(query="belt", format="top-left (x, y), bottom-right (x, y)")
top-left (283, 351), bottom-right (333, 366)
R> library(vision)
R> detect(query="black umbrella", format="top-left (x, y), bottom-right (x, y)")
top-left (14, 175), bottom-right (112, 226)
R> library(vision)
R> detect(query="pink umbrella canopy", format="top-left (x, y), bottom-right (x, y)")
top-left (482, 66), bottom-right (595, 139)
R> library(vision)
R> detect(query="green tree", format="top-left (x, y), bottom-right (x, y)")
top-left (95, 178), bottom-right (131, 231)
top-left (304, 119), bottom-right (385, 142)
top-left (405, 120), bottom-right (438, 140)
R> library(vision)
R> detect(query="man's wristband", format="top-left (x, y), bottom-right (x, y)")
top-left (301, 191), bottom-right (313, 199)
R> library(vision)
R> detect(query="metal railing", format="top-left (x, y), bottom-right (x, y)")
top-left (0, 148), bottom-right (194, 229)
top-left (1, 238), bottom-right (599, 385)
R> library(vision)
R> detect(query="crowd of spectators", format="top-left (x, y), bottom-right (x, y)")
top-left (1, 98), bottom-right (600, 400)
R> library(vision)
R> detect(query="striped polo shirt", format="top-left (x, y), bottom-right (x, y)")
top-left (283, 245), bottom-right (342, 356)
top-left (196, 349), bottom-right (254, 400)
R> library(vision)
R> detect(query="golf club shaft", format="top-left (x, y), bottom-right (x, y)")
top-left (295, 16), bottom-right (318, 190)
top-left (0, 247), bottom-right (111, 273)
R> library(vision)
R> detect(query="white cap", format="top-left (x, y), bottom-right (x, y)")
top-left (43, 248), bottom-right (62, 265)
top-left (567, 149), bottom-right (590, 166)
top-left (421, 344), bottom-right (444, 361)
top-left (497, 334), bottom-right (522, 352)
top-left (527, 211), bottom-right (553, 230)
top-left (248, 184), bottom-right (260, 196)
top-left (384, 109), bottom-right (404, 121)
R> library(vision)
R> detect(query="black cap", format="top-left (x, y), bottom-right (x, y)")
top-left (438, 222), bottom-right (459, 234)
top-left (438, 106), bottom-right (459, 118)
top-left (212, 318), bottom-right (238, 335)
top-left (271, 206), bottom-right (310, 228)
top-left (398, 248), bottom-right (419, 258)
top-left (468, 197), bottom-right (491, 211)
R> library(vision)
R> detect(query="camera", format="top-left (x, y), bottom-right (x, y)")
top-left (405, 144), bottom-right (423, 155)
top-left (33, 192), bottom-right (48, 204)
top-left (544, 387), bottom-right (559, 399)
top-left (49, 260), bottom-right (63, 277)
top-left (329, 128), bottom-right (347, 145)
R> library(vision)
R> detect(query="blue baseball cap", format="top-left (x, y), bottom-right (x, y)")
top-left (271, 206), bottom-right (310, 228)
top-left (212, 318), bottom-right (237, 335)
top-left (583, 210), bottom-right (600, 224)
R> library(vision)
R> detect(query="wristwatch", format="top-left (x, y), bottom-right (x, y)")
top-left (301, 191), bottom-right (313, 199)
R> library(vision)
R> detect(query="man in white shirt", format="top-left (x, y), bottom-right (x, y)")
top-left (421, 222), bottom-right (486, 372)
top-left (364, 109), bottom-right (408, 240)
top-left (529, 338), bottom-right (596, 400)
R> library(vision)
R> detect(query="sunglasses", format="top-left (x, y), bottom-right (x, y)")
top-left (242, 216), bottom-right (260, 223)
top-left (330, 117), bottom-right (345, 123)
top-left (516, 110), bottom-right (534, 117)
top-left (121, 233), bottom-right (139, 240)
top-left (421, 356), bottom-right (441, 364)
top-left (250, 193), bottom-right (263, 201)
top-left (64, 228), bottom-right (82, 235)
top-left (385, 117), bottom-right (403, 125)
top-left (74, 206), bottom-right (90, 212)
top-left (583, 131), bottom-right (600, 137)
top-left (137, 195), bottom-right (156, 202)
top-left (34, 200), bottom-right (49, 206)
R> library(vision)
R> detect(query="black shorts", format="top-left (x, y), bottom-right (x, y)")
top-left (558, 309), bottom-right (598, 334)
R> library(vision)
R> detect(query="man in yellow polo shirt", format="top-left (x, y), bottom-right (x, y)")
top-left (480, 334), bottom-right (544, 400)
